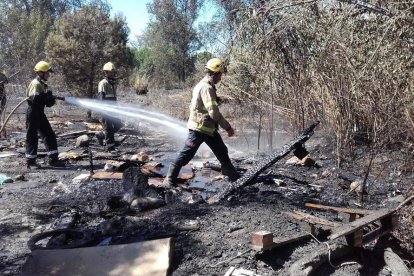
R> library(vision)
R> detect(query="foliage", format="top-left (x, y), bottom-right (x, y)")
top-left (0, 0), bottom-right (85, 77)
top-left (216, 0), bottom-right (414, 162)
top-left (134, 75), bottom-right (149, 95)
top-left (45, 3), bottom-right (130, 98)
top-left (142, 0), bottom-right (203, 87)
top-left (131, 47), bottom-right (154, 77)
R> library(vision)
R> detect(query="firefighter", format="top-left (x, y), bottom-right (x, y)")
top-left (26, 61), bottom-right (64, 168)
top-left (97, 62), bottom-right (122, 151)
top-left (0, 72), bottom-right (8, 116)
top-left (163, 58), bottom-right (240, 187)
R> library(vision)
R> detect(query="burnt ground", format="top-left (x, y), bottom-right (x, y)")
top-left (1, 88), bottom-right (414, 275)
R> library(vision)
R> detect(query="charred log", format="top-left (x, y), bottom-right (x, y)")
top-left (208, 121), bottom-right (320, 203)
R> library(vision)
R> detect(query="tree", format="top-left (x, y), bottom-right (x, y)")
top-left (46, 3), bottom-right (130, 100)
top-left (0, 0), bottom-right (85, 76)
top-left (215, 0), bottom-right (414, 157)
top-left (131, 47), bottom-right (154, 77)
top-left (143, 0), bottom-right (203, 87)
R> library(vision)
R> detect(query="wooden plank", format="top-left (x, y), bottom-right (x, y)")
top-left (305, 202), bottom-right (370, 215)
top-left (22, 238), bottom-right (173, 276)
top-left (285, 211), bottom-right (339, 228)
top-left (92, 171), bottom-right (123, 180)
top-left (329, 208), bottom-right (394, 240)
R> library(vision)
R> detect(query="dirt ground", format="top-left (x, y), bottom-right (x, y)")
top-left (1, 88), bottom-right (413, 275)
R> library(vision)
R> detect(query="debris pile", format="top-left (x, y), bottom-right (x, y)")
top-left (1, 105), bottom-right (413, 275)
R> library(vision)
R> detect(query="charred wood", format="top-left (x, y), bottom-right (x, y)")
top-left (208, 121), bottom-right (320, 203)
top-left (288, 242), bottom-right (358, 276)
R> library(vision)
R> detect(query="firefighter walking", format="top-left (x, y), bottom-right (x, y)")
top-left (26, 61), bottom-right (64, 168)
top-left (163, 58), bottom-right (240, 187)
top-left (97, 62), bottom-right (122, 151)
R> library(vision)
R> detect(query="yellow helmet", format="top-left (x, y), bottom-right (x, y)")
top-left (34, 61), bottom-right (54, 72)
top-left (206, 58), bottom-right (224, 73)
top-left (103, 62), bottom-right (115, 71)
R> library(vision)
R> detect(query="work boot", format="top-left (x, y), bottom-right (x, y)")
top-left (161, 164), bottom-right (181, 188)
top-left (96, 131), bottom-right (105, 146)
top-left (26, 159), bottom-right (41, 169)
top-left (106, 145), bottom-right (116, 152)
top-left (293, 144), bottom-right (309, 160)
top-left (221, 163), bottom-right (241, 182)
top-left (48, 156), bottom-right (66, 167)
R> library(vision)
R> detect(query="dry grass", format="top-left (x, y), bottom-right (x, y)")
top-left (133, 75), bottom-right (149, 95)
top-left (218, 0), bottom-right (414, 165)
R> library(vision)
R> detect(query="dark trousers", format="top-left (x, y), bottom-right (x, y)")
top-left (25, 106), bottom-right (58, 161)
top-left (173, 130), bottom-right (232, 168)
top-left (102, 116), bottom-right (122, 147)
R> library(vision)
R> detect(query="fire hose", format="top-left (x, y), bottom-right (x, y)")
top-left (0, 95), bottom-right (66, 134)
top-left (0, 97), bottom-right (29, 134)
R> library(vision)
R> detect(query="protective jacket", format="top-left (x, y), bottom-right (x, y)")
top-left (26, 77), bottom-right (55, 108)
top-left (187, 77), bottom-right (231, 136)
top-left (98, 77), bottom-right (117, 100)
top-left (25, 76), bottom-right (58, 162)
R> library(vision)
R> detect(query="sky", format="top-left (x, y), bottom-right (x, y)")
top-left (107, 0), bottom-right (152, 41)
top-left (107, 0), bottom-right (216, 43)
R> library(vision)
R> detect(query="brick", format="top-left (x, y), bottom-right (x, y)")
top-left (251, 231), bottom-right (274, 251)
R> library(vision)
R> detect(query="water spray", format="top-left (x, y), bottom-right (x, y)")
top-left (64, 97), bottom-right (245, 158)
top-left (64, 97), bottom-right (189, 139)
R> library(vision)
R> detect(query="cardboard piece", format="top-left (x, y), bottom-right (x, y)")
top-left (92, 171), bottom-right (123, 180)
top-left (22, 238), bottom-right (173, 276)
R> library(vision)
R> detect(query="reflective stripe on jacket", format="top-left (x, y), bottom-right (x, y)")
top-left (187, 77), bottom-right (231, 136)
top-left (98, 78), bottom-right (116, 98)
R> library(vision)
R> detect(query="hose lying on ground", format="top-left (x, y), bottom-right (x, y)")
top-left (0, 97), bottom-right (29, 135)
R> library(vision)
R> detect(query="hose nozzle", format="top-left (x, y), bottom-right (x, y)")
top-left (53, 96), bottom-right (65, 101)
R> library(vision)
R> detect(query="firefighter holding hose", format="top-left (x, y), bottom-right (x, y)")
top-left (25, 61), bottom-right (65, 168)
top-left (163, 58), bottom-right (240, 187)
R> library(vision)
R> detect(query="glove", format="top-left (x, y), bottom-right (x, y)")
top-left (45, 90), bottom-right (56, 107)
top-left (226, 127), bottom-right (235, 137)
